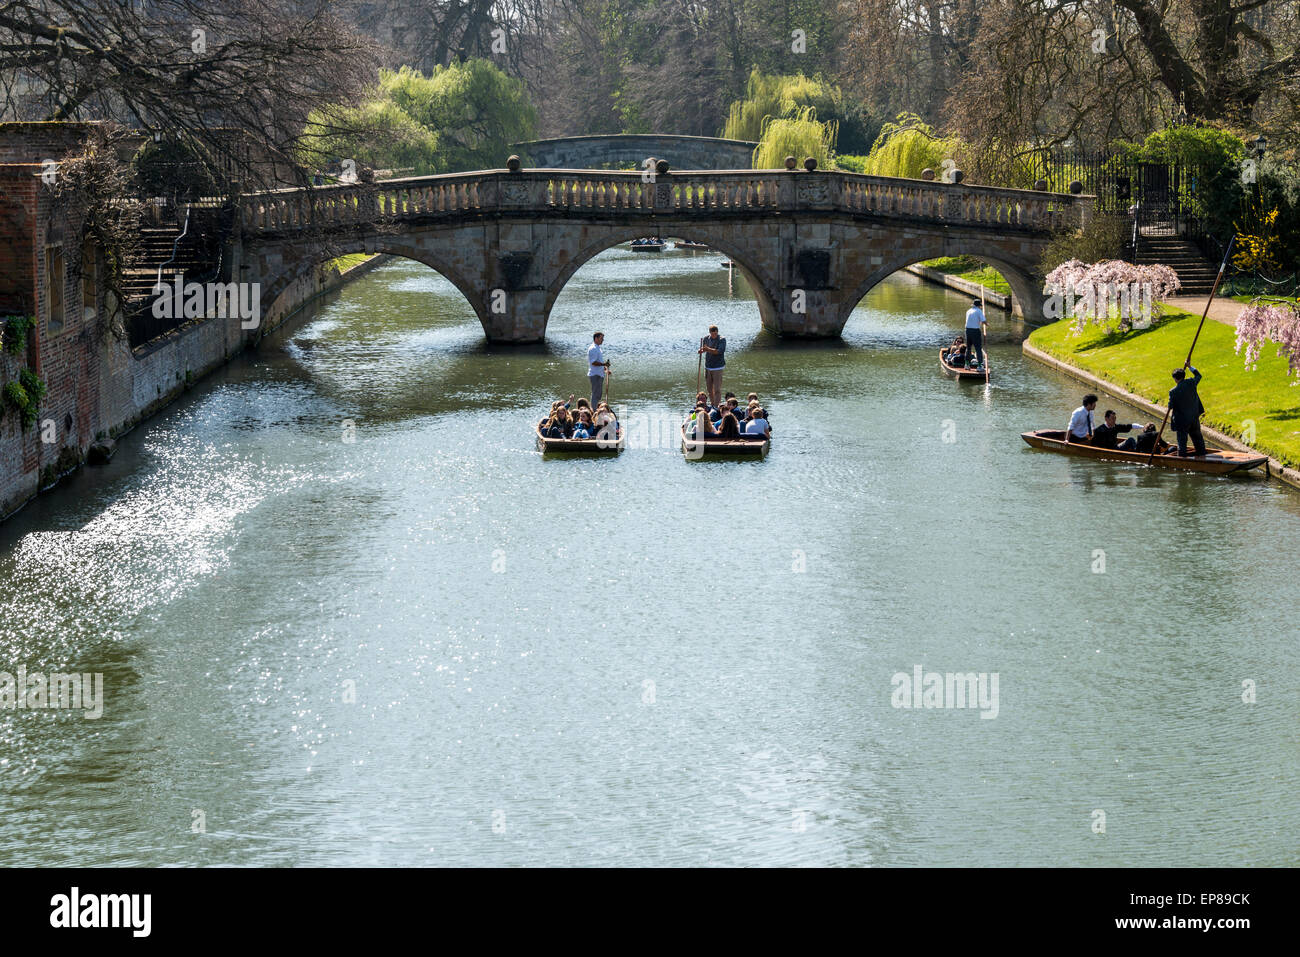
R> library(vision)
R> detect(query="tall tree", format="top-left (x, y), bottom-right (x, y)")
top-left (0, 0), bottom-right (377, 188)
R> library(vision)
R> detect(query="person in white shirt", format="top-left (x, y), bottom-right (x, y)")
top-left (964, 298), bottom-right (988, 369)
top-left (745, 408), bottom-right (770, 438)
top-left (587, 331), bottom-right (610, 405)
top-left (1066, 394), bottom-right (1099, 444)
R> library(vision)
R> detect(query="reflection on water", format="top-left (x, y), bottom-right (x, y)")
top-left (1, 247), bottom-right (1296, 866)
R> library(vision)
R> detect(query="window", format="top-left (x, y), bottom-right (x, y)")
top-left (46, 244), bottom-right (65, 333)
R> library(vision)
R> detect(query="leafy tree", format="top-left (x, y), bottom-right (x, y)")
top-left (859, 114), bottom-right (962, 179)
top-left (0, 0), bottom-right (376, 190)
top-left (304, 61), bottom-right (537, 176)
top-left (752, 108), bottom-right (836, 169)
top-left (722, 69), bottom-right (880, 154)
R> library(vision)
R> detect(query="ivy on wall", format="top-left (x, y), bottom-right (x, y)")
top-left (0, 319), bottom-right (46, 431)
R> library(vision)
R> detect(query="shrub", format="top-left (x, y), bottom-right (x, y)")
top-left (2, 314), bottom-right (33, 355)
top-left (1040, 214), bottom-right (1132, 273)
top-left (835, 154), bottom-right (868, 173)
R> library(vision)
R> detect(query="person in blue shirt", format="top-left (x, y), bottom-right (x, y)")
top-left (572, 409), bottom-right (595, 439)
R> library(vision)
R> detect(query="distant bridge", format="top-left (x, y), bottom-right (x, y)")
top-left (513, 134), bottom-right (758, 170)
top-left (231, 167), bottom-right (1093, 341)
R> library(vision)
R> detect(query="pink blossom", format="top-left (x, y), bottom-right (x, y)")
top-left (1044, 260), bottom-right (1182, 334)
top-left (1236, 302), bottom-right (1300, 380)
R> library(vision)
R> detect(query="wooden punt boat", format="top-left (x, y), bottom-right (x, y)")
top-left (674, 240), bottom-right (710, 250)
top-left (629, 239), bottom-right (665, 252)
top-left (536, 423), bottom-right (624, 454)
top-left (940, 348), bottom-right (990, 381)
top-left (680, 421), bottom-right (770, 458)
top-left (1020, 430), bottom-right (1268, 474)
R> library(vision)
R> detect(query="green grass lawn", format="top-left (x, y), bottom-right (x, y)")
top-left (328, 253), bottom-right (375, 272)
top-left (922, 256), bottom-right (1013, 296)
top-left (1029, 311), bottom-right (1300, 469)
top-left (1231, 294), bottom-right (1298, 304)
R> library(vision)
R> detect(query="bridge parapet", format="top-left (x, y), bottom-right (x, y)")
top-left (238, 170), bottom-right (1092, 235)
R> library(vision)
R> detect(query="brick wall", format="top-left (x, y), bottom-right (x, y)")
top-left (0, 121), bottom-right (370, 520)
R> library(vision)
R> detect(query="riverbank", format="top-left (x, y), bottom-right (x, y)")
top-left (1, 252), bottom-right (387, 522)
top-left (906, 258), bottom-right (1014, 313)
top-left (1025, 313), bottom-right (1300, 489)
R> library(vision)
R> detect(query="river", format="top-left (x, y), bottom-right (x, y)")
top-left (1, 247), bottom-right (1296, 866)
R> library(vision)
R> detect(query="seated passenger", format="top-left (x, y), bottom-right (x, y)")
top-left (717, 408), bottom-right (741, 438)
top-left (1120, 423), bottom-right (1162, 453)
top-left (572, 409), bottom-right (595, 439)
top-left (745, 407), bottom-right (771, 437)
top-left (687, 405), bottom-right (719, 439)
top-left (544, 407), bottom-right (575, 438)
top-left (593, 403), bottom-right (619, 439)
top-left (1091, 410), bottom-right (1143, 449)
top-left (744, 393), bottom-right (771, 425)
top-left (947, 336), bottom-right (967, 365)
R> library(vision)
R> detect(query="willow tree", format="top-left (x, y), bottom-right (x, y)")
top-left (752, 108), bottom-right (836, 170)
top-left (303, 61), bottom-right (537, 176)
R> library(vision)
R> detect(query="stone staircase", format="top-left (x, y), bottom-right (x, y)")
top-left (121, 224), bottom-right (217, 302)
top-left (1135, 235), bottom-right (1219, 296)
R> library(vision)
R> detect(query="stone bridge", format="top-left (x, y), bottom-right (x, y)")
top-left (513, 134), bottom-right (758, 170)
top-left (231, 167), bottom-right (1093, 341)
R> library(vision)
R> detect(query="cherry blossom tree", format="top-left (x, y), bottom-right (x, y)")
top-left (1235, 301), bottom-right (1300, 381)
top-left (1044, 259), bottom-right (1181, 333)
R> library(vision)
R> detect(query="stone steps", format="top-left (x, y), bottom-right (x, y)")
top-left (1135, 237), bottom-right (1219, 294)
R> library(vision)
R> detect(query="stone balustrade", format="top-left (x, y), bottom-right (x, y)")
top-left (238, 169), bottom-right (1090, 234)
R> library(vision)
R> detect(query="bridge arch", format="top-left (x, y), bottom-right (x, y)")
top-left (256, 238), bottom-right (489, 338)
top-left (542, 225), bottom-right (782, 335)
top-left (840, 246), bottom-right (1045, 328)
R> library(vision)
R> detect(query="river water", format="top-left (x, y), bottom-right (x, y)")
top-left (2, 248), bottom-right (1297, 867)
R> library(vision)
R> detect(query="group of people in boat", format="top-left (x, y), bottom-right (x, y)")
top-left (685, 391), bottom-right (771, 440)
top-left (1065, 366), bottom-right (1208, 456)
top-left (943, 335), bottom-right (975, 368)
top-left (540, 395), bottom-right (620, 440)
top-left (1066, 394), bottom-right (1167, 453)
top-left (940, 300), bottom-right (992, 370)
top-left (938, 300), bottom-right (990, 369)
